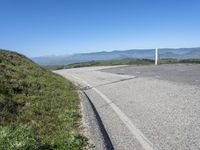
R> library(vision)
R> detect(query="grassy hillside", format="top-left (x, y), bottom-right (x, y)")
top-left (0, 50), bottom-right (88, 149)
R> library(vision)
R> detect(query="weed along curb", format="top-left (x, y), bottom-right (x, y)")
top-left (79, 91), bottom-right (114, 150)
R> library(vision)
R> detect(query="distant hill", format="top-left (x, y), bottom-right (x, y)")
top-left (32, 47), bottom-right (200, 65)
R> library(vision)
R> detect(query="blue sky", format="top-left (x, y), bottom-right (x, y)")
top-left (0, 0), bottom-right (200, 57)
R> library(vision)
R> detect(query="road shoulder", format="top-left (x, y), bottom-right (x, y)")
top-left (79, 91), bottom-right (114, 150)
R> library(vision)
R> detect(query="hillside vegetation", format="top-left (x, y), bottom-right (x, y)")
top-left (0, 50), bottom-right (88, 149)
top-left (45, 58), bottom-right (155, 70)
top-left (32, 47), bottom-right (200, 65)
top-left (44, 58), bottom-right (200, 70)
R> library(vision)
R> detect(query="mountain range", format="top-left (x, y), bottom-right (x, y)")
top-left (32, 47), bottom-right (200, 65)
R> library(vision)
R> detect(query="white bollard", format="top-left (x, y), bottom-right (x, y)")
top-left (155, 48), bottom-right (159, 65)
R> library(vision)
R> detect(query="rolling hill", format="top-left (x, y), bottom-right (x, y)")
top-left (32, 47), bottom-right (200, 65)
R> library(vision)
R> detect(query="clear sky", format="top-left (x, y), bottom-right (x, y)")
top-left (0, 0), bottom-right (200, 57)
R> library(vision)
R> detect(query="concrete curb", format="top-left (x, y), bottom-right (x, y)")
top-left (79, 91), bottom-right (114, 150)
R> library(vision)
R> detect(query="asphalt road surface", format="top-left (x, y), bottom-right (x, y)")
top-left (55, 64), bottom-right (200, 150)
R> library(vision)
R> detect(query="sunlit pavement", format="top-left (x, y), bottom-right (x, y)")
top-left (55, 64), bottom-right (200, 150)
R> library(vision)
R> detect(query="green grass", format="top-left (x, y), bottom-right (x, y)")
top-left (0, 50), bottom-right (88, 149)
top-left (44, 58), bottom-right (200, 70)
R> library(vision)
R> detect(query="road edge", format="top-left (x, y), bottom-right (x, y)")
top-left (79, 91), bottom-right (114, 150)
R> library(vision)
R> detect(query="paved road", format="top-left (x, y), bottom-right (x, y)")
top-left (55, 64), bottom-right (200, 150)
top-left (101, 64), bottom-right (200, 86)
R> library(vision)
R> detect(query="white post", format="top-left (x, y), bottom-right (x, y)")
top-left (155, 48), bottom-right (158, 65)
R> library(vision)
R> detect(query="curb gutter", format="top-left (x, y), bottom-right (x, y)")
top-left (79, 91), bottom-right (114, 150)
